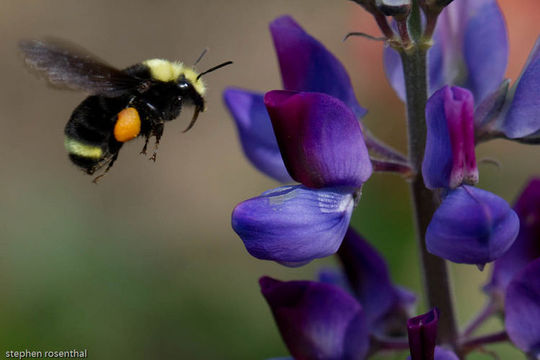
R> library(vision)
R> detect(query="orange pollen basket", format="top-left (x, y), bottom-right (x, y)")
top-left (114, 107), bottom-right (141, 142)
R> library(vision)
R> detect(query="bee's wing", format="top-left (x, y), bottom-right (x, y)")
top-left (20, 39), bottom-right (145, 97)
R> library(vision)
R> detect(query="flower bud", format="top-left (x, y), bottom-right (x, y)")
top-left (407, 308), bottom-right (439, 360)
top-left (423, 86), bottom-right (478, 190)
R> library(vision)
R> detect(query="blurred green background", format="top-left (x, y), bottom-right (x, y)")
top-left (0, 0), bottom-right (539, 358)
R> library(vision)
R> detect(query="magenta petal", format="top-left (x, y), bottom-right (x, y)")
top-left (407, 308), bottom-right (439, 360)
top-left (487, 178), bottom-right (540, 297)
top-left (422, 86), bottom-right (477, 190)
top-left (260, 277), bottom-right (369, 360)
top-left (224, 87), bottom-right (293, 182)
top-left (426, 186), bottom-right (519, 266)
top-left (270, 15), bottom-right (367, 119)
top-left (232, 185), bottom-right (354, 266)
top-left (502, 37), bottom-right (540, 139)
top-left (264, 91), bottom-right (372, 189)
top-left (505, 258), bottom-right (540, 357)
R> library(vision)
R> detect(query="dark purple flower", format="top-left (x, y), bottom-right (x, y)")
top-left (505, 258), bottom-right (540, 358)
top-left (426, 186), bottom-right (519, 267)
top-left (499, 37), bottom-right (540, 140)
top-left (406, 309), bottom-right (459, 360)
top-left (486, 178), bottom-right (540, 300)
top-left (232, 185), bottom-right (354, 266)
top-left (422, 86), bottom-right (477, 190)
top-left (384, 0), bottom-right (508, 103)
top-left (224, 15), bottom-right (367, 181)
top-left (223, 88), bottom-right (292, 182)
top-left (265, 91), bottom-right (372, 189)
top-left (407, 308), bottom-right (439, 360)
top-left (338, 228), bottom-right (415, 334)
top-left (260, 276), bottom-right (369, 360)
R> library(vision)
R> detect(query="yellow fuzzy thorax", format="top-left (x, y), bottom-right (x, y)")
top-left (143, 59), bottom-right (206, 96)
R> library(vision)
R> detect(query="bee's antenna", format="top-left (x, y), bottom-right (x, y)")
top-left (196, 61), bottom-right (233, 80)
top-left (193, 48), bottom-right (208, 66)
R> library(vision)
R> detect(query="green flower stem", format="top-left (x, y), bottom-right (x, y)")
top-left (401, 0), bottom-right (460, 354)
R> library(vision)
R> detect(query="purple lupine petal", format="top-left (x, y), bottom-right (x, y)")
top-left (407, 308), bottom-right (439, 360)
top-left (264, 91), bottom-right (372, 189)
top-left (407, 347), bottom-right (459, 360)
top-left (487, 178), bottom-right (540, 297)
top-left (501, 37), bottom-right (540, 139)
top-left (338, 228), bottom-right (414, 334)
top-left (426, 186), bottom-right (519, 266)
top-left (422, 86), bottom-right (477, 190)
top-left (232, 185), bottom-right (354, 266)
top-left (505, 258), bottom-right (540, 357)
top-left (260, 277), bottom-right (369, 360)
top-left (382, 45), bottom-right (406, 101)
top-left (462, 0), bottom-right (508, 103)
top-left (224, 88), bottom-right (293, 183)
top-left (270, 15), bottom-right (367, 119)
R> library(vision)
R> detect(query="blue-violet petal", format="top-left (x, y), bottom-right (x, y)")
top-left (224, 87), bottom-right (292, 182)
top-left (232, 185), bottom-right (354, 266)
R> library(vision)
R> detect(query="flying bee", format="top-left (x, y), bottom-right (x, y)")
top-left (19, 39), bottom-right (232, 182)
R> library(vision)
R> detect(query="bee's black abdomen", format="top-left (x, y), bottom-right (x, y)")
top-left (64, 95), bottom-right (125, 173)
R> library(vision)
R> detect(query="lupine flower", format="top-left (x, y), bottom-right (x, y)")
top-left (426, 186), bottom-right (519, 267)
top-left (505, 258), bottom-right (540, 358)
top-left (384, 0), bottom-right (508, 104)
top-left (486, 178), bottom-right (540, 301)
top-left (422, 86), bottom-right (519, 267)
top-left (406, 308), bottom-right (459, 360)
top-left (260, 276), bottom-right (370, 360)
top-left (232, 92), bottom-right (372, 266)
top-left (224, 15), bottom-right (366, 182)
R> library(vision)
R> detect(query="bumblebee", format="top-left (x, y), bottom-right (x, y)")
top-left (20, 39), bottom-right (232, 182)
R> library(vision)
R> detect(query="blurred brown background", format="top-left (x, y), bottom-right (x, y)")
top-left (0, 0), bottom-right (538, 359)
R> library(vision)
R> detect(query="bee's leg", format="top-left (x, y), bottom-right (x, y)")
top-left (92, 152), bottom-right (119, 184)
top-left (140, 135), bottom-right (150, 155)
top-left (149, 123), bottom-right (164, 162)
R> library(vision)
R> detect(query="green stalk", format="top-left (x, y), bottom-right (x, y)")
top-left (401, 0), bottom-right (460, 354)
